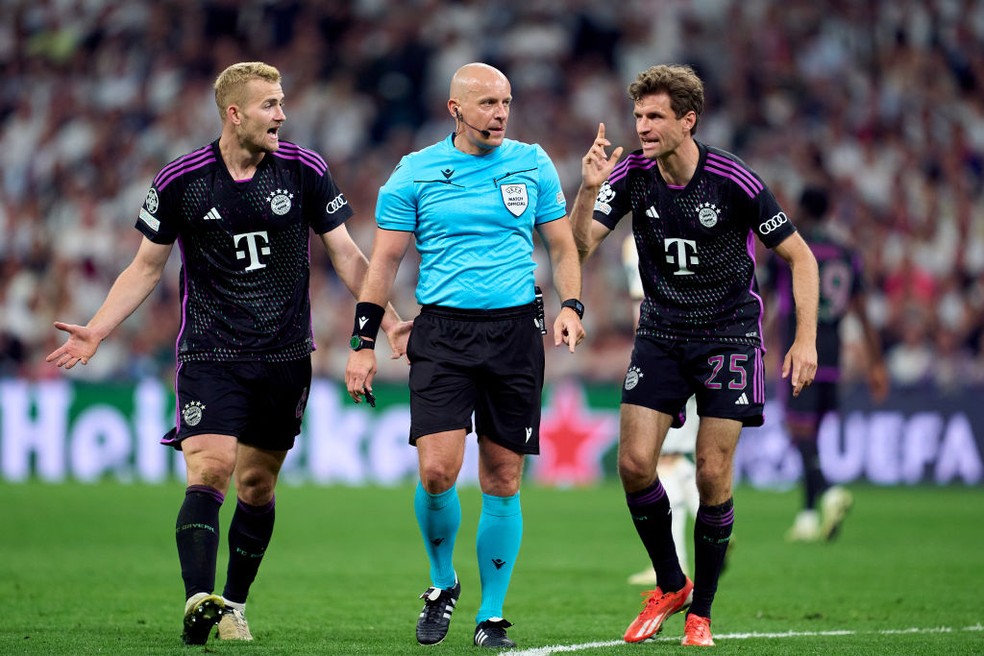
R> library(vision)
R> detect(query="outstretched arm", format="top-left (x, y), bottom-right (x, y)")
top-left (47, 237), bottom-right (172, 369)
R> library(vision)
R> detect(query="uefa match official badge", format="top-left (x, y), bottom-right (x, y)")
top-left (501, 183), bottom-right (528, 217)
top-left (182, 401), bottom-right (206, 427)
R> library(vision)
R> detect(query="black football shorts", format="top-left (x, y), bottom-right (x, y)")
top-left (161, 357), bottom-right (312, 451)
top-left (622, 335), bottom-right (766, 427)
top-left (406, 304), bottom-right (544, 454)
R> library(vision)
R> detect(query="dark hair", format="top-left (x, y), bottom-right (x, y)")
top-left (627, 64), bottom-right (704, 135)
top-left (798, 186), bottom-right (830, 220)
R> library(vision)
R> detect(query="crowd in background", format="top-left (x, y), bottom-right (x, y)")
top-left (2, 0), bottom-right (983, 394)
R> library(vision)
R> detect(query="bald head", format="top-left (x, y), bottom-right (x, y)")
top-left (448, 63), bottom-right (511, 153)
top-left (450, 62), bottom-right (509, 100)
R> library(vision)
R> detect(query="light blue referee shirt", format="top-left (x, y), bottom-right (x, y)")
top-left (375, 133), bottom-right (567, 309)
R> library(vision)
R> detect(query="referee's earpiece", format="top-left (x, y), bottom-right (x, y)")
top-left (453, 107), bottom-right (491, 138)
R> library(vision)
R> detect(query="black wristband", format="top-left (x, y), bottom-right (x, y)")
top-left (561, 298), bottom-right (584, 319)
top-left (353, 302), bottom-right (385, 341)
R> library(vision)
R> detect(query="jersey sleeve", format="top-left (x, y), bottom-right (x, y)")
top-left (746, 182), bottom-right (796, 249)
top-left (375, 156), bottom-right (418, 232)
top-left (135, 181), bottom-right (179, 244)
top-left (308, 161), bottom-right (354, 234)
top-left (591, 174), bottom-right (632, 231)
top-left (532, 144), bottom-right (567, 225)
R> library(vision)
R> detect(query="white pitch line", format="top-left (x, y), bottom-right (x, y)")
top-left (510, 624), bottom-right (984, 656)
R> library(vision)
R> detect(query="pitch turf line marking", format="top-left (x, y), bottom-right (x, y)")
top-left (510, 624), bottom-right (984, 656)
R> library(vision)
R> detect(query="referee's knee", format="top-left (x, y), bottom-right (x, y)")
top-left (419, 467), bottom-right (457, 494)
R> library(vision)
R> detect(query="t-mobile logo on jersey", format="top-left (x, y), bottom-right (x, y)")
top-left (664, 237), bottom-right (699, 275)
top-left (234, 231), bottom-right (271, 271)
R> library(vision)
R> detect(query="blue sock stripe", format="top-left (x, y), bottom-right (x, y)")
top-left (480, 492), bottom-right (521, 516)
top-left (425, 484), bottom-right (458, 510)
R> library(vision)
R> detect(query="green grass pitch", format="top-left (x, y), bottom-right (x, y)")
top-left (0, 482), bottom-right (981, 655)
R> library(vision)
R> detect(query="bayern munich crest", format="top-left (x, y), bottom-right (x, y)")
top-left (697, 202), bottom-right (720, 228)
top-left (267, 188), bottom-right (293, 215)
top-left (182, 400), bottom-right (205, 427)
top-left (624, 365), bottom-right (643, 391)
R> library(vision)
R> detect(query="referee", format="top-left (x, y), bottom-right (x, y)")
top-left (345, 62), bottom-right (584, 649)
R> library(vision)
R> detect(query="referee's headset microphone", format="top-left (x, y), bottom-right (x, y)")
top-left (455, 108), bottom-right (491, 138)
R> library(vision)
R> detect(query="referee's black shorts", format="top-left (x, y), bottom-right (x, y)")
top-left (406, 303), bottom-right (544, 454)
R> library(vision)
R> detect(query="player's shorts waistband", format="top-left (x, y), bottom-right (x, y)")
top-left (420, 303), bottom-right (535, 321)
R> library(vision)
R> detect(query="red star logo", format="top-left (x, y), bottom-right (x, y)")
top-left (534, 381), bottom-right (618, 486)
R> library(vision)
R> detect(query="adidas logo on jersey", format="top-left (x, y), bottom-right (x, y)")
top-left (203, 207), bottom-right (221, 221)
top-left (735, 393), bottom-right (749, 405)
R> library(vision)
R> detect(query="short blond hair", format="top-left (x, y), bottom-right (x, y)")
top-left (213, 61), bottom-right (281, 119)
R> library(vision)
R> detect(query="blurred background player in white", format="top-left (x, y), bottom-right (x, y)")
top-left (623, 236), bottom-right (699, 586)
top-left (766, 185), bottom-right (888, 542)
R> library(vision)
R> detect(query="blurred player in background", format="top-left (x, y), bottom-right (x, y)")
top-left (47, 61), bottom-right (409, 645)
top-left (767, 186), bottom-right (888, 542)
top-left (344, 62), bottom-right (584, 649)
top-left (573, 64), bottom-right (818, 647)
top-left (623, 236), bottom-right (700, 587)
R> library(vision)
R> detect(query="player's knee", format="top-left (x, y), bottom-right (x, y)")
top-left (617, 454), bottom-right (652, 490)
top-left (695, 461), bottom-right (732, 501)
top-left (187, 458), bottom-right (235, 491)
top-left (236, 475), bottom-right (276, 505)
top-left (479, 468), bottom-right (522, 496)
top-left (419, 464), bottom-right (458, 493)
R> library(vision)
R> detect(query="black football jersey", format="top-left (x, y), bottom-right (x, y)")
top-left (593, 142), bottom-right (795, 346)
top-left (136, 140), bottom-right (352, 362)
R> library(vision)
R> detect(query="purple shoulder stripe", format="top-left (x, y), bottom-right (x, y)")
top-left (608, 153), bottom-right (657, 186)
top-left (705, 153), bottom-right (763, 199)
top-left (274, 142), bottom-right (327, 176)
top-left (154, 148), bottom-right (216, 191)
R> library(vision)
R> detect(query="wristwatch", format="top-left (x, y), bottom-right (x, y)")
top-left (561, 298), bottom-right (585, 319)
top-left (349, 335), bottom-right (375, 351)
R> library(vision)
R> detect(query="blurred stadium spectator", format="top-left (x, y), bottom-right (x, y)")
top-left (2, 0), bottom-right (982, 389)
